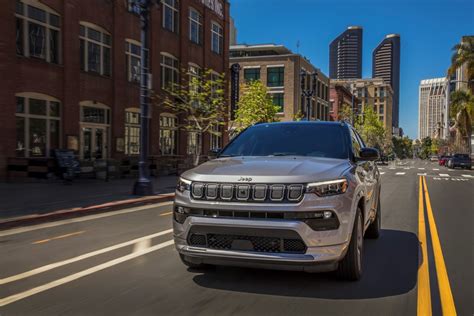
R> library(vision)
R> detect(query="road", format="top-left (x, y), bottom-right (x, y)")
top-left (0, 159), bottom-right (472, 316)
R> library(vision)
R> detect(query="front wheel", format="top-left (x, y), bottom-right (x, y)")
top-left (337, 208), bottom-right (363, 281)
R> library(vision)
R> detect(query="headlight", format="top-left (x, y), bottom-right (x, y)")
top-left (176, 178), bottom-right (191, 193)
top-left (306, 179), bottom-right (348, 197)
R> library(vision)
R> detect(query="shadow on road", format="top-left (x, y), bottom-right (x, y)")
top-left (192, 229), bottom-right (419, 299)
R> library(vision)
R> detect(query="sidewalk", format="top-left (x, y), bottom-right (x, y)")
top-left (0, 176), bottom-right (178, 220)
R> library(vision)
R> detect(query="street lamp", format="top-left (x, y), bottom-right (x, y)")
top-left (132, 0), bottom-right (155, 196)
top-left (300, 70), bottom-right (318, 120)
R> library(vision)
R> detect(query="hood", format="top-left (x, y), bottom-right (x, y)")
top-left (181, 156), bottom-right (352, 183)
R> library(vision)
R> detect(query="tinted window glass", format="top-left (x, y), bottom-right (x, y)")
top-left (221, 123), bottom-right (349, 159)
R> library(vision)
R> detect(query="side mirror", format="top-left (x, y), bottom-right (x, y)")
top-left (359, 147), bottom-right (380, 161)
top-left (208, 148), bottom-right (221, 159)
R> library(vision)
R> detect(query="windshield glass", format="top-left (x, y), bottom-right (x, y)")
top-left (221, 123), bottom-right (349, 159)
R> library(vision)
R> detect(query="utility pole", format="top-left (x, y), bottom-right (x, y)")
top-left (133, 0), bottom-right (154, 196)
top-left (300, 70), bottom-right (318, 120)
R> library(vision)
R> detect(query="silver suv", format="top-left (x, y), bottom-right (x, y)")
top-left (173, 121), bottom-right (381, 280)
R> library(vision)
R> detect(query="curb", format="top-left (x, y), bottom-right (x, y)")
top-left (0, 193), bottom-right (175, 231)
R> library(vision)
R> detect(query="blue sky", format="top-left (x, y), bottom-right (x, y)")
top-left (229, 0), bottom-right (474, 139)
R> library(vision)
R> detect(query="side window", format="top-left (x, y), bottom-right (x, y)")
top-left (350, 129), bottom-right (362, 158)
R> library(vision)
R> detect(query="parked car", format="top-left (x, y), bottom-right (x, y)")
top-left (429, 155), bottom-right (438, 162)
top-left (447, 154), bottom-right (472, 169)
top-left (173, 121), bottom-right (381, 280)
top-left (438, 155), bottom-right (451, 166)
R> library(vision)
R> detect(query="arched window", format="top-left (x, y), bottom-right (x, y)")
top-left (79, 101), bottom-right (110, 160)
top-left (125, 108), bottom-right (140, 155)
top-left (160, 53), bottom-right (179, 89)
top-left (79, 22), bottom-right (111, 77)
top-left (159, 113), bottom-right (178, 156)
top-left (15, 93), bottom-right (61, 157)
top-left (16, 0), bottom-right (61, 64)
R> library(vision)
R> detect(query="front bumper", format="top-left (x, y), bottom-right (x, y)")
top-left (172, 187), bottom-right (357, 271)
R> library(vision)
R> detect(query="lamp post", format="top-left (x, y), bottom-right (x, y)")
top-left (300, 70), bottom-right (318, 120)
top-left (133, 0), bottom-right (154, 196)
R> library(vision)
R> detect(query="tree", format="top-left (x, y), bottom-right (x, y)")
top-left (392, 136), bottom-right (413, 159)
top-left (448, 36), bottom-right (474, 91)
top-left (234, 80), bottom-right (280, 131)
top-left (449, 90), bottom-right (474, 154)
top-left (156, 68), bottom-right (227, 166)
top-left (338, 104), bottom-right (355, 124)
top-left (419, 137), bottom-right (432, 159)
top-left (354, 106), bottom-right (387, 149)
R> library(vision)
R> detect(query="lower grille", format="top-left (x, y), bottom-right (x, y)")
top-left (188, 233), bottom-right (307, 254)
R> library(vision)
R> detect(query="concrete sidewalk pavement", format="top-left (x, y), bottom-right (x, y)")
top-left (0, 176), bottom-right (178, 221)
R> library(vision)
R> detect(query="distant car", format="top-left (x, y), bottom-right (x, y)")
top-left (429, 155), bottom-right (438, 162)
top-left (447, 154), bottom-right (472, 169)
top-left (438, 155), bottom-right (451, 166)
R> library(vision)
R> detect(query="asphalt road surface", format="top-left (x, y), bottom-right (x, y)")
top-left (0, 159), bottom-right (472, 316)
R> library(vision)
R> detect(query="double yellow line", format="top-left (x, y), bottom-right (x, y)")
top-left (417, 176), bottom-right (457, 316)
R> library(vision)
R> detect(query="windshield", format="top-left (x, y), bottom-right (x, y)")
top-left (221, 123), bottom-right (349, 159)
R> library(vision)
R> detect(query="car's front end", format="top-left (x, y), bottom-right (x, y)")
top-left (172, 156), bottom-right (358, 272)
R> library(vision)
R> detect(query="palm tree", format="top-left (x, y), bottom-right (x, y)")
top-left (449, 90), bottom-right (473, 154)
top-left (448, 36), bottom-right (474, 91)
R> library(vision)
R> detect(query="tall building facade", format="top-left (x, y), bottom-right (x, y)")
top-left (418, 78), bottom-right (449, 140)
top-left (328, 83), bottom-right (358, 122)
top-left (329, 26), bottom-right (363, 79)
top-left (332, 78), bottom-right (393, 135)
top-left (230, 44), bottom-right (330, 123)
top-left (372, 34), bottom-right (400, 129)
top-left (0, 0), bottom-right (230, 180)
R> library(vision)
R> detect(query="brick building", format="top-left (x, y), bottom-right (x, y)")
top-left (229, 44), bottom-right (330, 122)
top-left (328, 83), bottom-right (358, 121)
top-left (0, 0), bottom-right (230, 179)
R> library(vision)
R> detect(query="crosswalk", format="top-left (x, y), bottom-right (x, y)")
top-left (378, 166), bottom-right (473, 181)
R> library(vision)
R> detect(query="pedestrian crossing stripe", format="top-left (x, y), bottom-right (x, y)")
top-left (461, 175), bottom-right (473, 178)
top-left (418, 173), bottom-right (427, 176)
top-left (396, 172), bottom-right (405, 175)
top-left (439, 174), bottom-right (450, 177)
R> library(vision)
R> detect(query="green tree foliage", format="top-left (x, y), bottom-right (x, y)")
top-left (419, 137), bottom-right (433, 159)
top-left (156, 68), bottom-right (227, 165)
top-left (234, 80), bottom-right (280, 131)
top-left (392, 136), bottom-right (413, 159)
top-left (448, 36), bottom-right (474, 89)
top-left (449, 90), bottom-right (473, 154)
top-left (354, 106), bottom-right (387, 149)
top-left (338, 104), bottom-right (355, 124)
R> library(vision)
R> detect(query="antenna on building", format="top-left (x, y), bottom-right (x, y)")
top-left (296, 40), bottom-right (300, 54)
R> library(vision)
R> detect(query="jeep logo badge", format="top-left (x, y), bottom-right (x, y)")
top-left (238, 177), bottom-right (252, 182)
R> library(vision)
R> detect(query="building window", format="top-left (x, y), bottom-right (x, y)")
top-left (187, 131), bottom-right (201, 155)
top-left (81, 105), bottom-right (110, 124)
top-left (211, 22), bottom-right (223, 54)
top-left (270, 93), bottom-right (284, 113)
top-left (80, 102), bottom-right (110, 160)
top-left (160, 114), bottom-right (178, 155)
top-left (163, 0), bottom-right (178, 33)
top-left (210, 125), bottom-right (222, 150)
top-left (161, 53), bottom-right (179, 89)
top-left (244, 68), bottom-right (260, 82)
top-left (379, 105), bottom-right (384, 114)
top-left (125, 109), bottom-right (140, 155)
top-left (80, 23), bottom-right (111, 76)
top-left (16, 0), bottom-right (61, 64)
top-left (126, 40), bottom-right (141, 83)
top-left (267, 67), bottom-right (284, 87)
top-left (15, 93), bottom-right (61, 158)
top-left (189, 8), bottom-right (201, 44)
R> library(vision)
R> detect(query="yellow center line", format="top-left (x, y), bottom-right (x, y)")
top-left (32, 231), bottom-right (85, 245)
top-left (422, 176), bottom-right (457, 316)
top-left (417, 176), bottom-right (432, 316)
top-left (159, 211), bottom-right (173, 216)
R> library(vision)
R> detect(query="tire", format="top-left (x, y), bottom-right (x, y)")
top-left (365, 196), bottom-right (381, 239)
top-left (179, 254), bottom-right (210, 269)
top-left (337, 208), bottom-right (363, 281)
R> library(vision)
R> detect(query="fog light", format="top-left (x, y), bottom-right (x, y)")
top-left (174, 206), bottom-right (190, 224)
top-left (323, 211), bottom-right (332, 219)
top-left (177, 206), bottom-right (185, 214)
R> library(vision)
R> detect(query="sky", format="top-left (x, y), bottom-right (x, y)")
top-left (229, 0), bottom-right (474, 139)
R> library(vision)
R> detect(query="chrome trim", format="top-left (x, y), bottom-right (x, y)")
top-left (270, 184), bottom-right (285, 201)
top-left (206, 183), bottom-right (218, 200)
top-left (220, 184), bottom-right (233, 200)
top-left (236, 184), bottom-right (251, 201)
top-left (287, 184), bottom-right (304, 201)
top-left (191, 183), bottom-right (204, 199)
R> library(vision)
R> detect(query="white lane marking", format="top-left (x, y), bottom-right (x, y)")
top-left (0, 202), bottom-right (173, 238)
top-left (380, 172), bottom-right (385, 175)
top-left (133, 239), bottom-right (151, 253)
top-left (418, 173), bottom-right (427, 176)
top-left (433, 168), bottom-right (440, 171)
top-left (0, 229), bottom-right (173, 285)
top-left (396, 172), bottom-right (406, 175)
top-left (439, 174), bottom-right (450, 177)
top-left (0, 239), bottom-right (174, 307)
top-left (389, 168), bottom-right (396, 170)
top-left (462, 174), bottom-right (473, 178)
top-left (418, 168), bottom-right (425, 170)
top-left (404, 167), bottom-right (410, 170)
